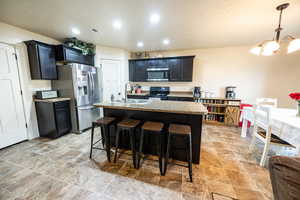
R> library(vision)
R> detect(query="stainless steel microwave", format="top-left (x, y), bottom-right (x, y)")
top-left (146, 68), bottom-right (169, 82)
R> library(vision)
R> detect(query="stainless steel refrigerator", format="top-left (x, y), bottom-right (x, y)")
top-left (52, 63), bottom-right (101, 133)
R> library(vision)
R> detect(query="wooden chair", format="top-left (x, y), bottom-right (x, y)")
top-left (249, 105), bottom-right (294, 167)
top-left (269, 156), bottom-right (300, 200)
top-left (256, 98), bottom-right (278, 107)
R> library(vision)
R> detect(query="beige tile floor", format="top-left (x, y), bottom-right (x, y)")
top-left (0, 125), bottom-right (273, 200)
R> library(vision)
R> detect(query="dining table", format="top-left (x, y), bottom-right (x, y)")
top-left (240, 106), bottom-right (300, 154)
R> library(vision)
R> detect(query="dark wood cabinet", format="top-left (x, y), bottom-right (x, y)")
top-left (127, 95), bottom-right (149, 99)
top-left (165, 96), bottom-right (194, 102)
top-left (55, 45), bottom-right (95, 66)
top-left (181, 57), bottom-right (194, 81)
top-left (168, 58), bottom-right (182, 81)
top-left (129, 56), bottom-right (194, 82)
top-left (35, 100), bottom-right (71, 139)
top-left (135, 60), bottom-right (147, 81)
top-left (25, 40), bottom-right (57, 80)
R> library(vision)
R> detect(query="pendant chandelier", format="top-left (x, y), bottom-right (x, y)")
top-left (250, 3), bottom-right (300, 56)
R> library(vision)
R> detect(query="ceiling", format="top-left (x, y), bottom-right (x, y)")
top-left (0, 0), bottom-right (300, 51)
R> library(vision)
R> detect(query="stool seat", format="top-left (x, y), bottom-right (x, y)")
top-left (169, 124), bottom-right (191, 135)
top-left (118, 119), bottom-right (140, 128)
top-left (94, 117), bottom-right (116, 125)
top-left (114, 119), bottom-right (140, 168)
top-left (142, 121), bottom-right (164, 132)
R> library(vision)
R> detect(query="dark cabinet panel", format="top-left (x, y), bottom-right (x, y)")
top-left (25, 40), bottom-right (57, 80)
top-left (182, 57), bottom-right (194, 81)
top-left (165, 96), bottom-right (194, 102)
top-left (127, 95), bottom-right (149, 99)
top-left (134, 60), bottom-right (147, 82)
top-left (129, 60), bottom-right (135, 81)
top-left (35, 100), bottom-right (71, 139)
top-left (55, 101), bottom-right (72, 135)
top-left (168, 58), bottom-right (182, 81)
top-left (55, 45), bottom-right (95, 66)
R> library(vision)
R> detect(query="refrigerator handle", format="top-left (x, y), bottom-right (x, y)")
top-left (88, 72), bottom-right (94, 103)
top-left (90, 72), bottom-right (95, 97)
top-left (87, 72), bottom-right (93, 104)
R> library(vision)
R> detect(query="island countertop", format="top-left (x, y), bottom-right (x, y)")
top-left (94, 100), bottom-right (208, 115)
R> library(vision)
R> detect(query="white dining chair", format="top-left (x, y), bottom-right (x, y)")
top-left (256, 98), bottom-right (278, 107)
top-left (249, 105), bottom-right (293, 167)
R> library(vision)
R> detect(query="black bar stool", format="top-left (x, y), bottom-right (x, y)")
top-left (137, 121), bottom-right (164, 175)
top-left (114, 119), bottom-right (141, 168)
top-left (90, 117), bottom-right (116, 162)
top-left (164, 124), bottom-right (193, 182)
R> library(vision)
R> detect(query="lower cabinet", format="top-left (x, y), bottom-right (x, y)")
top-left (35, 100), bottom-right (71, 138)
top-left (127, 95), bottom-right (149, 99)
top-left (225, 106), bottom-right (240, 126)
top-left (165, 96), bottom-right (194, 102)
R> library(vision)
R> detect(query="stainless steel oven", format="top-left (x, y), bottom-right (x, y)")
top-left (146, 68), bottom-right (169, 82)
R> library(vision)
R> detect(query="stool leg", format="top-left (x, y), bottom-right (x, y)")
top-left (129, 129), bottom-right (137, 168)
top-left (164, 133), bottom-right (172, 175)
top-left (114, 127), bottom-right (121, 163)
top-left (138, 129), bottom-right (145, 169)
top-left (158, 132), bottom-right (163, 175)
top-left (100, 126), bottom-right (105, 148)
top-left (187, 135), bottom-right (193, 182)
top-left (104, 125), bottom-right (111, 162)
top-left (90, 123), bottom-right (95, 159)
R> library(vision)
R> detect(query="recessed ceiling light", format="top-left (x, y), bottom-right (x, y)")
top-left (71, 28), bottom-right (80, 35)
top-left (163, 39), bottom-right (170, 45)
top-left (112, 20), bottom-right (122, 29)
top-left (150, 13), bottom-right (160, 24)
top-left (137, 42), bottom-right (144, 47)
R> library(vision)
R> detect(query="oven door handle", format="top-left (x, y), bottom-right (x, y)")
top-left (146, 68), bottom-right (169, 71)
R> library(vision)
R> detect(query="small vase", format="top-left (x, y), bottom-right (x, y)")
top-left (297, 101), bottom-right (300, 117)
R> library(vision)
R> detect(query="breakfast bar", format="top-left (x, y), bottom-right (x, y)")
top-left (94, 100), bottom-right (208, 164)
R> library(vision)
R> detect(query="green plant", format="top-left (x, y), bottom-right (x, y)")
top-left (63, 37), bottom-right (96, 56)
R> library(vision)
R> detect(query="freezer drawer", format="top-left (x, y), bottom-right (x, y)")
top-left (77, 106), bottom-right (100, 132)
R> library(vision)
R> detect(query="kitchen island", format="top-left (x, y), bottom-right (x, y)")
top-left (94, 100), bottom-right (208, 164)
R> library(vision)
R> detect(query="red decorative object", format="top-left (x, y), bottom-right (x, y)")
top-left (289, 93), bottom-right (300, 100)
top-left (239, 104), bottom-right (252, 127)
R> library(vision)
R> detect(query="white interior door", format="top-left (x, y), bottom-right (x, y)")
top-left (101, 59), bottom-right (122, 102)
top-left (0, 43), bottom-right (27, 149)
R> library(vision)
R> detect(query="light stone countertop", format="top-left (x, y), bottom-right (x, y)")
top-left (34, 97), bottom-right (71, 103)
top-left (94, 100), bottom-right (208, 115)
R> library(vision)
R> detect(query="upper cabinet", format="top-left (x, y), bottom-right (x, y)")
top-left (55, 45), bottom-right (95, 66)
top-left (129, 56), bottom-right (194, 82)
top-left (25, 40), bottom-right (57, 80)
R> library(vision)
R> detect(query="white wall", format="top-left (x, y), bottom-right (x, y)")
top-left (132, 46), bottom-right (300, 108)
top-left (0, 22), bottom-right (60, 139)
